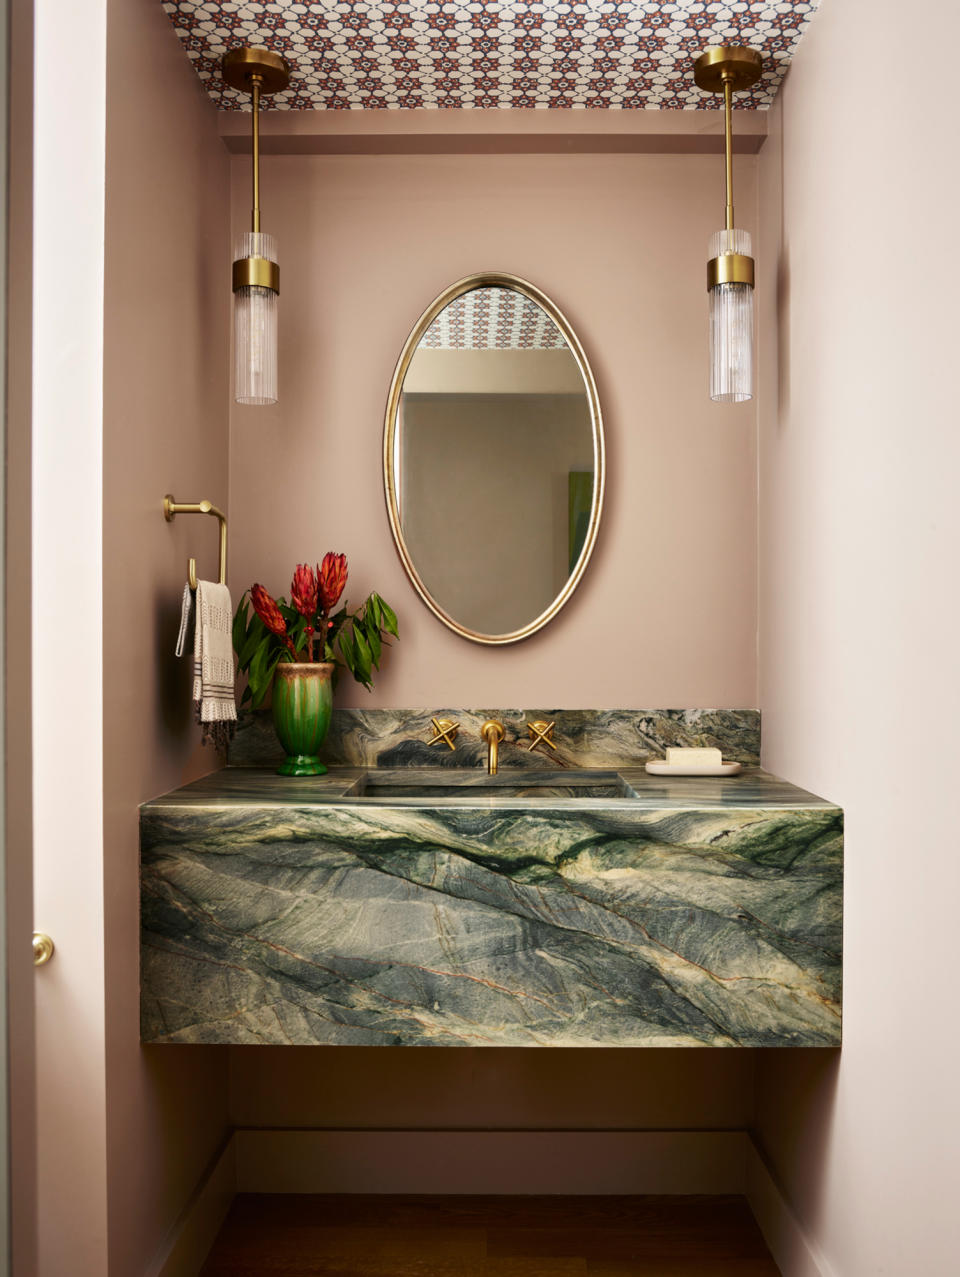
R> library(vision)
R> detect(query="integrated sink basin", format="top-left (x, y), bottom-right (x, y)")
top-left (344, 768), bottom-right (637, 801)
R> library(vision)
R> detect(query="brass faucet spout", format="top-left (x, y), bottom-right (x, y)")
top-left (480, 720), bottom-right (505, 775)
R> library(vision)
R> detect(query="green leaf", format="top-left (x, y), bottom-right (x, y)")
top-left (367, 593), bottom-right (382, 630)
top-left (352, 626), bottom-right (373, 687)
top-left (239, 621), bottom-right (266, 672)
top-left (363, 611), bottom-right (382, 666)
top-left (377, 594), bottom-right (399, 638)
top-left (232, 596), bottom-right (250, 657)
top-left (249, 649), bottom-right (281, 710)
top-left (337, 628), bottom-right (355, 675)
top-left (247, 641), bottom-right (268, 695)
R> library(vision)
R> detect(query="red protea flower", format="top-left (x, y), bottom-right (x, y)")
top-left (290, 563), bottom-right (318, 619)
top-left (318, 552), bottom-right (348, 611)
top-left (251, 583), bottom-right (286, 636)
top-left (250, 583), bottom-right (297, 658)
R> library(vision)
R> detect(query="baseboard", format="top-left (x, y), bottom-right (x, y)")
top-left (746, 1137), bottom-right (833, 1277)
top-left (148, 1136), bottom-right (237, 1277)
top-left (234, 1128), bottom-right (750, 1195)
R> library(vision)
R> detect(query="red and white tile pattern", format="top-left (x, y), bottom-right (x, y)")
top-left (420, 288), bottom-right (566, 349)
top-left (161, 1), bottom-right (821, 111)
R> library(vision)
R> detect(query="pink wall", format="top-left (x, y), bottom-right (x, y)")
top-left (756, 0), bottom-right (960, 1271)
top-left (32, 0), bottom-right (110, 1268)
top-left (226, 146), bottom-right (761, 1134)
top-left (230, 1047), bottom-right (757, 1132)
top-left (102, 1), bottom-right (231, 1271)
top-left (229, 150), bottom-right (759, 708)
top-left (6, 0), bottom-right (35, 1268)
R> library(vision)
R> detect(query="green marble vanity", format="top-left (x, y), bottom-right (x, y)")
top-left (140, 709), bottom-right (842, 1049)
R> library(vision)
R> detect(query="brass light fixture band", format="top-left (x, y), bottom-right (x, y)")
top-left (232, 256), bottom-right (280, 293)
top-left (707, 253), bottom-right (755, 290)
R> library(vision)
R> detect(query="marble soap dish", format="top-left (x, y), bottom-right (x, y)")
top-left (646, 746), bottom-right (742, 777)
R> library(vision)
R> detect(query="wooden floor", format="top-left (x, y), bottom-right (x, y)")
top-left (200, 1194), bottom-right (781, 1276)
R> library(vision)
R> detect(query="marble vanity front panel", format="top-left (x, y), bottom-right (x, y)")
top-left (228, 707), bottom-right (761, 770)
top-left (141, 766), bottom-right (841, 1049)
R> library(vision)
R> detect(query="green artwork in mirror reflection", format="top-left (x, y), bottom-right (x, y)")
top-left (569, 469), bottom-right (592, 573)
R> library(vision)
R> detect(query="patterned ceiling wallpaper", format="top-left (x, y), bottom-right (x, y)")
top-left (419, 288), bottom-right (566, 349)
top-left (162, 1), bottom-right (822, 112)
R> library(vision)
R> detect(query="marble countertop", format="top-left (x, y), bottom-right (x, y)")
top-left (143, 765), bottom-right (837, 813)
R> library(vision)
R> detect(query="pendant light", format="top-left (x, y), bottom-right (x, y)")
top-left (222, 47), bottom-right (291, 406)
top-left (694, 46), bottom-right (763, 404)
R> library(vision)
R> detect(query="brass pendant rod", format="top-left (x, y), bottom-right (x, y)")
top-left (251, 75), bottom-right (262, 234)
top-left (723, 74), bottom-right (734, 238)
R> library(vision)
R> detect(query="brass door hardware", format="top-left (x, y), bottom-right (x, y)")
top-left (427, 717), bottom-right (459, 751)
top-left (33, 932), bottom-right (55, 967)
top-left (527, 720), bottom-right (557, 754)
top-left (163, 495), bottom-right (228, 589)
top-left (480, 720), bottom-right (505, 775)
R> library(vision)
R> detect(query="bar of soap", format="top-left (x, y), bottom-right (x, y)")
top-left (665, 747), bottom-right (722, 768)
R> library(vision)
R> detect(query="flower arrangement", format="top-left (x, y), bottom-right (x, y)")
top-left (233, 552), bottom-right (398, 708)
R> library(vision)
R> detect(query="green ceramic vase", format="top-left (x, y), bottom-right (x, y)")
top-left (271, 662), bottom-right (334, 776)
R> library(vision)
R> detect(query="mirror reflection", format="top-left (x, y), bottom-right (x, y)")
top-left (387, 280), bottom-right (602, 642)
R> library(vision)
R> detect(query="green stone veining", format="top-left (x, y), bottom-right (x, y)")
top-left (229, 707), bottom-right (762, 771)
top-left (140, 764), bottom-right (841, 1049)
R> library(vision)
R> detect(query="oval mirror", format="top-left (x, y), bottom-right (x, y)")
top-left (384, 273), bottom-right (604, 645)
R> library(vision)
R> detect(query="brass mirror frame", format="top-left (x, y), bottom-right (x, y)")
top-left (383, 272), bottom-right (605, 646)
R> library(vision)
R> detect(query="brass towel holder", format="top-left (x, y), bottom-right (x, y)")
top-left (163, 495), bottom-right (227, 589)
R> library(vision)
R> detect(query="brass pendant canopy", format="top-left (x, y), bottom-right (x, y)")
top-left (693, 45), bottom-right (763, 94)
top-left (222, 46), bottom-right (290, 96)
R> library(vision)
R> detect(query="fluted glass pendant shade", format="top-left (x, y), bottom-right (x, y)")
top-left (708, 228), bottom-right (754, 404)
top-left (234, 232), bottom-right (278, 405)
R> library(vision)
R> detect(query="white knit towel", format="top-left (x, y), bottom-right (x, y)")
top-left (175, 583), bottom-right (192, 658)
top-left (178, 580), bottom-right (237, 746)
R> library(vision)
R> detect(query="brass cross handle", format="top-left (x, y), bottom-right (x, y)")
top-left (527, 720), bottom-right (557, 754)
top-left (427, 717), bottom-right (459, 751)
